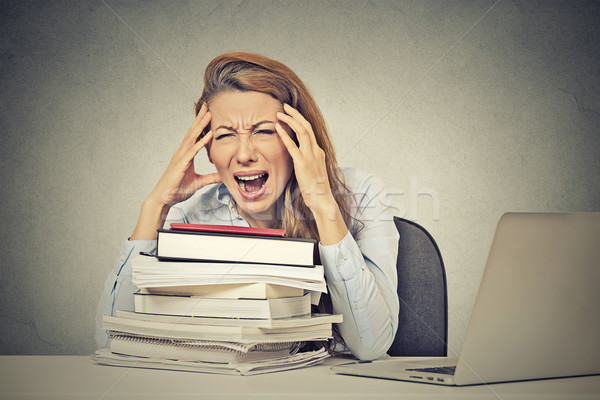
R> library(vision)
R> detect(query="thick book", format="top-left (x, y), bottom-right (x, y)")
top-left (133, 292), bottom-right (311, 319)
top-left (131, 255), bottom-right (327, 295)
top-left (115, 310), bottom-right (343, 329)
top-left (93, 347), bottom-right (329, 375)
top-left (139, 282), bottom-right (304, 299)
top-left (156, 228), bottom-right (319, 266)
top-left (103, 314), bottom-right (333, 343)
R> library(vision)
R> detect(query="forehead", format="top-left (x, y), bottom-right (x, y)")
top-left (209, 91), bottom-right (282, 129)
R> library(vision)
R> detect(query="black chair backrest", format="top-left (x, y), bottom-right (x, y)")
top-left (387, 217), bottom-right (448, 356)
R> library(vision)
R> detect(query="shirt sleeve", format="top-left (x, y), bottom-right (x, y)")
top-left (94, 239), bottom-right (157, 348)
top-left (94, 207), bottom-right (187, 348)
top-left (319, 170), bottom-right (399, 360)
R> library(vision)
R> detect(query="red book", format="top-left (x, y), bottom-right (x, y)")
top-left (169, 223), bottom-right (286, 237)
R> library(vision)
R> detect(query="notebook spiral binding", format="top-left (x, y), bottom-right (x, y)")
top-left (108, 331), bottom-right (299, 354)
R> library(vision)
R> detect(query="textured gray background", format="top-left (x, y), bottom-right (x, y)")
top-left (1, 0), bottom-right (599, 356)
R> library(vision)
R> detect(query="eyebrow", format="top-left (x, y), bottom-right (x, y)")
top-left (215, 120), bottom-right (274, 132)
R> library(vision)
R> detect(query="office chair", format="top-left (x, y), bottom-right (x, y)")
top-left (387, 216), bottom-right (448, 356)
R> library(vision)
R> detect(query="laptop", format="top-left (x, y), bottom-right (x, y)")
top-left (332, 212), bottom-right (600, 385)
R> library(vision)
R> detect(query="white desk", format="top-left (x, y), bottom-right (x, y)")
top-left (0, 356), bottom-right (598, 399)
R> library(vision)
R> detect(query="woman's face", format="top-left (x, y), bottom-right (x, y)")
top-left (207, 90), bottom-right (294, 227)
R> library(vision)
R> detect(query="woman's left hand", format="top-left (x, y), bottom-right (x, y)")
top-left (275, 104), bottom-right (348, 245)
top-left (275, 104), bottom-right (333, 214)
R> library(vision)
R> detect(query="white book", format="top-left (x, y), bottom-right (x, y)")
top-left (133, 292), bottom-right (312, 320)
top-left (134, 276), bottom-right (326, 296)
top-left (138, 282), bottom-right (304, 299)
top-left (156, 228), bottom-right (318, 267)
top-left (103, 315), bottom-right (333, 343)
top-left (131, 255), bottom-right (327, 293)
top-left (115, 310), bottom-right (343, 329)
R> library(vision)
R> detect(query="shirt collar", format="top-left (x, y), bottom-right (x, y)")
top-left (216, 183), bottom-right (240, 218)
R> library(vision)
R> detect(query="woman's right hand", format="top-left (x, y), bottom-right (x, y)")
top-left (149, 103), bottom-right (221, 207)
top-left (130, 103), bottom-right (221, 240)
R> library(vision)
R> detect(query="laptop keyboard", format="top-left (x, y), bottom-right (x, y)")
top-left (406, 365), bottom-right (456, 375)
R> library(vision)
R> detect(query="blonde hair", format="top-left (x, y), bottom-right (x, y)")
top-left (195, 52), bottom-right (356, 241)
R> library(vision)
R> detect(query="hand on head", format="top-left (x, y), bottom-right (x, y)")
top-left (276, 104), bottom-right (333, 214)
top-left (149, 103), bottom-right (222, 207)
top-left (130, 103), bottom-right (221, 240)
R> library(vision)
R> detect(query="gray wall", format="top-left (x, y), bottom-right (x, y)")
top-left (1, 0), bottom-right (599, 355)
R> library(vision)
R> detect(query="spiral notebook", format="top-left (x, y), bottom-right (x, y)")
top-left (107, 332), bottom-right (296, 364)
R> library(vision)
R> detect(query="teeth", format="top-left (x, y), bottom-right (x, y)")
top-left (236, 173), bottom-right (266, 181)
top-left (236, 173), bottom-right (267, 193)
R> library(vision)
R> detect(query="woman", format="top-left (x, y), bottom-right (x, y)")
top-left (96, 52), bottom-right (399, 361)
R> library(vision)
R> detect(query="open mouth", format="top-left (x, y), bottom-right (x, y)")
top-left (235, 173), bottom-right (269, 194)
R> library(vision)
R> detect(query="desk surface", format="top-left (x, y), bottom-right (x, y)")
top-left (0, 356), bottom-right (598, 400)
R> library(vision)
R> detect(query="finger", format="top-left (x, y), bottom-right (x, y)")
top-left (283, 103), bottom-right (309, 125)
top-left (277, 112), bottom-right (311, 151)
top-left (177, 130), bottom-right (211, 166)
top-left (192, 102), bottom-right (208, 128)
top-left (191, 110), bottom-right (212, 143)
top-left (185, 130), bottom-right (214, 161)
top-left (275, 122), bottom-right (302, 160)
top-left (283, 103), bottom-right (318, 144)
top-left (196, 172), bottom-right (222, 189)
top-left (183, 104), bottom-right (211, 145)
top-left (188, 103), bottom-right (208, 133)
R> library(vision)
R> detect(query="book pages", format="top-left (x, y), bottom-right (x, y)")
top-left (93, 347), bottom-right (330, 375)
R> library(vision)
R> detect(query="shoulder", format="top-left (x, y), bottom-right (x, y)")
top-left (339, 166), bottom-right (388, 198)
top-left (338, 167), bottom-right (396, 234)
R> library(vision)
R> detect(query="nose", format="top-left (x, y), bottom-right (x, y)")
top-left (235, 135), bottom-right (258, 165)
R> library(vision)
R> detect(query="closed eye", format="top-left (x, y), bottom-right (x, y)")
top-left (215, 132), bottom-right (236, 140)
top-left (254, 129), bottom-right (275, 135)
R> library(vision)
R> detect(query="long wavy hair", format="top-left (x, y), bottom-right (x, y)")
top-left (195, 52), bottom-right (359, 353)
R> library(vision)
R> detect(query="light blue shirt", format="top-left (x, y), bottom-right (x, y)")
top-left (95, 167), bottom-right (399, 360)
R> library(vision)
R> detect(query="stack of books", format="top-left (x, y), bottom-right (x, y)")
top-left (94, 224), bottom-right (341, 375)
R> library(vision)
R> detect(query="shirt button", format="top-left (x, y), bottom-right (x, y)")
top-left (338, 258), bottom-right (346, 266)
top-left (120, 255), bottom-right (126, 261)
top-left (353, 303), bottom-right (360, 309)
